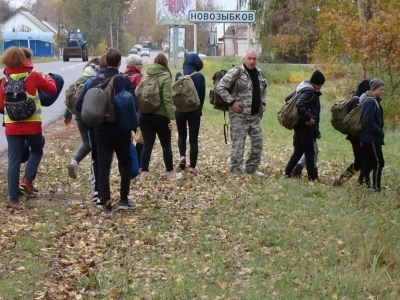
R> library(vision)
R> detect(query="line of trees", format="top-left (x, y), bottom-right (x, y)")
top-left (240, 0), bottom-right (400, 98)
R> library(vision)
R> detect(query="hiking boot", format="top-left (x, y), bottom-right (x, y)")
top-left (67, 160), bottom-right (78, 179)
top-left (118, 200), bottom-right (135, 210)
top-left (291, 164), bottom-right (304, 178)
top-left (21, 178), bottom-right (34, 194)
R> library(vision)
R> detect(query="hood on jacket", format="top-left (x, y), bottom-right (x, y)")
top-left (146, 63), bottom-right (171, 77)
top-left (296, 80), bottom-right (314, 93)
top-left (4, 60), bottom-right (34, 75)
top-left (83, 64), bottom-right (99, 77)
top-left (182, 53), bottom-right (203, 75)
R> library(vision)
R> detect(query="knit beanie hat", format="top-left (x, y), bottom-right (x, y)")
top-left (369, 78), bottom-right (384, 91)
top-left (83, 64), bottom-right (99, 77)
top-left (357, 80), bottom-right (370, 95)
top-left (310, 70), bottom-right (326, 85)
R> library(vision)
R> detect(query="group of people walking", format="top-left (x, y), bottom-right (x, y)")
top-left (0, 46), bottom-right (386, 208)
top-left (68, 49), bottom-right (206, 212)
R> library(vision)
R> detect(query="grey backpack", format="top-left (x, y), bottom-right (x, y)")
top-left (81, 75), bottom-right (118, 126)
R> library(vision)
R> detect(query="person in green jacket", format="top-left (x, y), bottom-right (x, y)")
top-left (139, 53), bottom-right (182, 181)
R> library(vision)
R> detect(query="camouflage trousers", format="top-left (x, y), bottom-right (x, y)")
top-left (229, 113), bottom-right (263, 173)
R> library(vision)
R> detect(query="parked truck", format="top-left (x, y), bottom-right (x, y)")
top-left (63, 29), bottom-right (88, 62)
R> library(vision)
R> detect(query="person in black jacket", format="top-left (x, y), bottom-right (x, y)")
top-left (174, 53), bottom-right (206, 173)
top-left (333, 80), bottom-right (370, 186)
top-left (359, 78), bottom-right (385, 192)
top-left (284, 70), bottom-right (325, 181)
top-left (75, 48), bottom-right (138, 211)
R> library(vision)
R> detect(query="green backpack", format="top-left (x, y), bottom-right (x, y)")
top-left (172, 72), bottom-right (200, 113)
top-left (330, 96), bottom-right (359, 135)
top-left (277, 87), bottom-right (314, 130)
top-left (135, 72), bottom-right (169, 114)
top-left (343, 97), bottom-right (379, 137)
top-left (65, 76), bottom-right (89, 115)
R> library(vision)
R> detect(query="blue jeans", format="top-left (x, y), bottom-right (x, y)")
top-left (7, 133), bottom-right (44, 200)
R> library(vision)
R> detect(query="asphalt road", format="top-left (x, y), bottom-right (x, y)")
top-left (0, 51), bottom-right (159, 152)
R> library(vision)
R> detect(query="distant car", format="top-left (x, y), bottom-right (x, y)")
top-left (140, 48), bottom-right (150, 57)
top-left (129, 47), bottom-right (139, 54)
top-left (198, 53), bottom-right (207, 58)
top-left (133, 44), bottom-right (143, 50)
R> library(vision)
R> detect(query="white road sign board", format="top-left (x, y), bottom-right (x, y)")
top-left (188, 10), bottom-right (256, 23)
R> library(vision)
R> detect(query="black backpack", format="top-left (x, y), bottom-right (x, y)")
top-left (3, 73), bottom-right (37, 121)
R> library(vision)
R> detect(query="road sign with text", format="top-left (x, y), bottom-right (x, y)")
top-left (188, 10), bottom-right (256, 23)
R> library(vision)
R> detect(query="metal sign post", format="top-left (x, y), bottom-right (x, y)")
top-left (173, 25), bottom-right (178, 68)
top-left (188, 10), bottom-right (256, 52)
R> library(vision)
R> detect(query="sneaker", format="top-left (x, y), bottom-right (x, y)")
top-left (92, 191), bottom-right (100, 203)
top-left (67, 160), bottom-right (78, 179)
top-left (21, 178), bottom-right (34, 194)
top-left (252, 170), bottom-right (265, 177)
top-left (118, 200), bottom-right (135, 210)
top-left (167, 171), bottom-right (182, 181)
top-left (10, 200), bottom-right (21, 205)
top-left (19, 186), bottom-right (39, 196)
top-left (97, 199), bottom-right (112, 212)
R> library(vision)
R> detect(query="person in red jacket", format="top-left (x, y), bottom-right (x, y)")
top-left (122, 54), bottom-right (143, 168)
top-left (0, 47), bottom-right (57, 205)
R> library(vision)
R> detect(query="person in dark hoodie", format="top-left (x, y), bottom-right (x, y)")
top-left (359, 78), bottom-right (385, 192)
top-left (333, 79), bottom-right (370, 186)
top-left (175, 53), bottom-right (206, 173)
top-left (75, 48), bottom-right (138, 211)
top-left (284, 70), bottom-right (325, 181)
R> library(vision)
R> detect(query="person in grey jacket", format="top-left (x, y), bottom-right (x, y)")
top-left (284, 70), bottom-right (325, 181)
top-left (215, 50), bottom-right (267, 176)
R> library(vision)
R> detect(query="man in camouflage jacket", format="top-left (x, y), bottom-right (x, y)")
top-left (216, 50), bottom-right (267, 176)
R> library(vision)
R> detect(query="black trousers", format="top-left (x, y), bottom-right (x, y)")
top-left (362, 142), bottom-right (384, 191)
top-left (88, 127), bottom-right (99, 193)
top-left (95, 127), bottom-right (132, 201)
top-left (140, 114), bottom-right (173, 172)
top-left (285, 125), bottom-right (316, 180)
top-left (176, 114), bottom-right (201, 168)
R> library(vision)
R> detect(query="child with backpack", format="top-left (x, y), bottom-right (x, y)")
top-left (75, 48), bottom-right (138, 211)
top-left (64, 59), bottom-right (100, 183)
top-left (137, 53), bottom-right (182, 181)
top-left (122, 54), bottom-right (143, 168)
top-left (0, 47), bottom-right (57, 205)
top-left (174, 53), bottom-right (206, 173)
top-left (359, 78), bottom-right (385, 192)
top-left (333, 80), bottom-right (370, 186)
top-left (284, 70), bottom-right (325, 181)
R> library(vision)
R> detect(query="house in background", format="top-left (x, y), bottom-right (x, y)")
top-left (0, 7), bottom-right (58, 56)
top-left (220, 25), bottom-right (261, 58)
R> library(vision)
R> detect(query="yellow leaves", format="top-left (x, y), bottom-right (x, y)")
top-left (218, 281), bottom-right (228, 290)
top-left (292, 278), bottom-right (302, 285)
